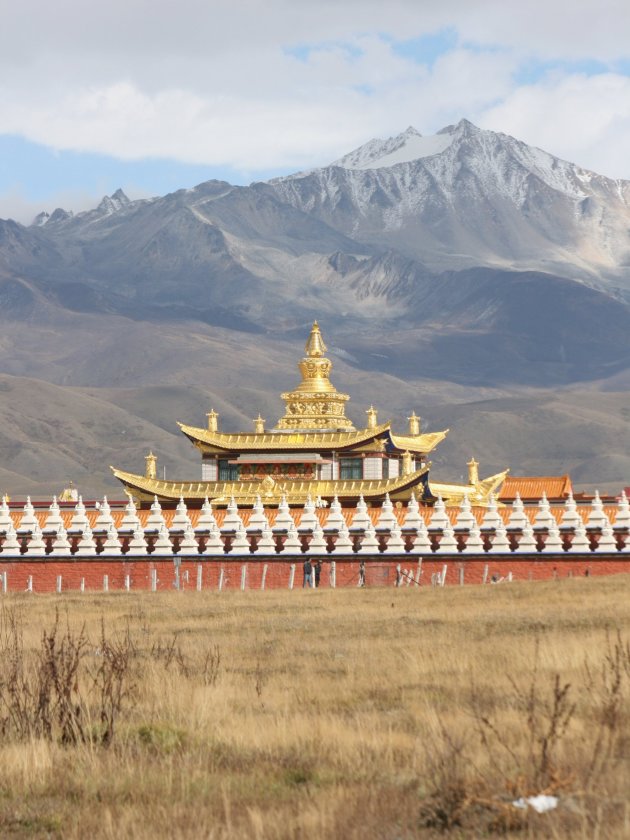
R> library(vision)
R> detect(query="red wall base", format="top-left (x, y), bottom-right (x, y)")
top-left (0, 554), bottom-right (627, 593)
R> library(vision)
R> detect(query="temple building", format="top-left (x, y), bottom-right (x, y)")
top-left (112, 322), bottom-right (507, 506)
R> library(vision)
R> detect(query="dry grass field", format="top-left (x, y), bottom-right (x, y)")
top-left (0, 576), bottom-right (629, 838)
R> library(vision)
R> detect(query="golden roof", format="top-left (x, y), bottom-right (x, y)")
top-left (110, 464), bottom-right (430, 505)
top-left (178, 421), bottom-right (392, 452)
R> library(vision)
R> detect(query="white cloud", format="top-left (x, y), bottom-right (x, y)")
top-left (1, 0), bottom-right (630, 179)
top-left (479, 73), bottom-right (630, 176)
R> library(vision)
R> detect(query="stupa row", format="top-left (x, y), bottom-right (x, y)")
top-left (0, 491), bottom-right (628, 556)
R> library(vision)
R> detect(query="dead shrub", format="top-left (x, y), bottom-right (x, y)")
top-left (0, 606), bottom-right (136, 746)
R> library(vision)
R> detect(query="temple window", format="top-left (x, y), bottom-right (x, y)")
top-left (218, 459), bottom-right (240, 481)
top-left (340, 457), bottom-right (362, 480)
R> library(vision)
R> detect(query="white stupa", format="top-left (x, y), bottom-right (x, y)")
top-left (196, 498), bottom-right (218, 532)
top-left (428, 497), bottom-right (450, 532)
top-left (246, 496), bottom-right (269, 532)
top-left (94, 496), bottom-right (114, 531)
top-left (100, 523), bottom-right (122, 556)
top-left (26, 522), bottom-right (47, 555)
top-left (179, 522), bottom-right (200, 555)
top-left (171, 497), bottom-right (192, 532)
top-left (42, 496), bottom-right (64, 535)
top-left (17, 497), bottom-right (38, 534)
top-left (349, 495), bottom-right (372, 532)
top-left (488, 519), bottom-right (511, 553)
top-left (51, 524), bottom-right (72, 555)
top-left (272, 495), bottom-right (294, 532)
top-left (323, 496), bottom-right (345, 532)
top-left (297, 495), bottom-right (319, 533)
top-left (230, 521), bottom-right (251, 554)
top-left (375, 493), bottom-right (398, 531)
top-left (515, 519), bottom-right (537, 553)
top-left (75, 523), bottom-right (97, 556)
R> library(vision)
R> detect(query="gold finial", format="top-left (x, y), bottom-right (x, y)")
top-left (276, 321), bottom-right (354, 431)
top-left (253, 414), bottom-right (265, 434)
top-left (145, 451), bottom-right (157, 480)
top-left (304, 321), bottom-right (327, 357)
top-left (206, 409), bottom-right (218, 432)
top-left (366, 405), bottom-right (378, 429)
top-left (408, 412), bottom-right (421, 436)
top-left (402, 451), bottom-right (414, 475)
top-left (467, 457), bottom-right (479, 486)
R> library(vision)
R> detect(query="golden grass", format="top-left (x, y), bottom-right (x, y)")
top-left (0, 576), bottom-right (630, 838)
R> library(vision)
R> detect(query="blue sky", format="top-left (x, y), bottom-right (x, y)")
top-left (2, 1), bottom-right (630, 222)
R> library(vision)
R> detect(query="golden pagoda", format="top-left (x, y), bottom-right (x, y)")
top-left (111, 322), bottom-right (507, 506)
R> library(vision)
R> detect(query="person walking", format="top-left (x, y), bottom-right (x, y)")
top-left (303, 558), bottom-right (313, 588)
top-left (314, 558), bottom-right (322, 588)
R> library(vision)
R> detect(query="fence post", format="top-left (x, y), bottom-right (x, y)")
top-left (56, 575), bottom-right (62, 594)
top-left (261, 564), bottom-right (268, 590)
top-left (150, 568), bottom-right (158, 592)
top-left (1, 572), bottom-right (7, 594)
top-left (27, 575), bottom-right (33, 593)
top-left (240, 564), bottom-right (247, 591)
top-left (124, 574), bottom-right (131, 592)
top-left (218, 568), bottom-right (224, 592)
top-left (330, 561), bottom-right (336, 589)
top-left (441, 564), bottom-right (448, 586)
top-left (482, 564), bottom-right (489, 585)
top-left (459, 566), bottom-right (464, 586)
top-left (196, 564), bottom-right (202, 592)
top-left (103, 574), bottom-right (109, 592)
top-left (415, 559), bottom-right (422, 586)
top-left (80, 577), bottom-right (85, 593)
top-left (288, 564), bottom-right (296, 590)
top-left (507, 571), bottom-right (513, 582)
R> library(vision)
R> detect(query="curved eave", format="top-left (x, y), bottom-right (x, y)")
top-left (110, 464), bottom-right (429, 504)
top-left (431, 469), bottom-right (509, 506)
top-left (177, 421), bottom-right (392, 453)
top-left (388, 429), bottom-right (449, 454)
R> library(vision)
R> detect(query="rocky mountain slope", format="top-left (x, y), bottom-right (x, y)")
top-left (0, 120), bottom-right (629, 495)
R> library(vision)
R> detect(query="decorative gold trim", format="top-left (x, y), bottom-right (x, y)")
top-left (110, 463), bottom-right (430, 505)
top-left (178, 421), bottom-right (392, 452)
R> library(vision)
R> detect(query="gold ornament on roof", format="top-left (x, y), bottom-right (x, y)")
top-left (366, 406), bottom-right (378, 430)
top-left (408, 412), bottom-right (421, 436)
top-left (276, 322), bottom-right (355, 431)
top-left (145, 451), bottom-right (157, 480)
top-left (206, 410), bottom-right (218, 432)
top-left (467, 457), bottom-right (479, 486)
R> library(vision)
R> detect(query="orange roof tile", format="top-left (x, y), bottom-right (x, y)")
top-left (499, 475), bottom-right (573, 501)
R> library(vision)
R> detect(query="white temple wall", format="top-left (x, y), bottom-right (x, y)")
top-left (363, 456), bottom-right (383, 480)
top-left (202, 459), bottom-right (218, 481)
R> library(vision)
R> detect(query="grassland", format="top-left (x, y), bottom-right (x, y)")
top-left (0, 576), bottom-right (629, 838)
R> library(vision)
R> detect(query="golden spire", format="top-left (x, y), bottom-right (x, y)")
top-left (304, 321), bottom-right (327, 357)
top-left (467, 457), bottom-right (479, 486)
top-left (408, 412), bottom-right (421, 436)
top-left (145, 451), bottom-right (157, 480)
top-left (276, 321), bottom-right (355, 431)
top-left (253, 414), bottom-right (265, 434)
top-left (401, 451), bottom-right (414, 475)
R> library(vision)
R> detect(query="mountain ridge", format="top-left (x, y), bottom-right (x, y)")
top-left (0, 119), bottom-right (628, 494)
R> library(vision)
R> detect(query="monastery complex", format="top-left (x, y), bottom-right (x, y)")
top-left (0, 322), bottom-right (628, 592)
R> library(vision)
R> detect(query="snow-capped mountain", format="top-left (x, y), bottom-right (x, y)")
top-left (269, 119), bottom-right (630, 290)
